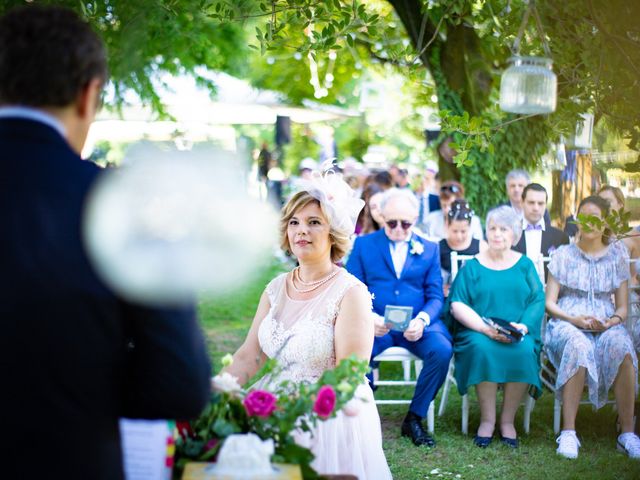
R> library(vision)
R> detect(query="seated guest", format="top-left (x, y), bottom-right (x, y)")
top-left (513, 183), bottom-right (569, 279)
top-left (417, 166), bottom-right (441, 228)
top-left (598, 185), bottom-right (640, 261)
top-left (545, 196), bottom-right (639, 459)
top-left (439, 199), bottom-right (488, 295)
top-left (597, 185), bottom-right (640, 352)
top-left (423, 181), bottom-right (483, 241)
top-left (346, 188), bottom-right (452, 448)
top-left (500, 169), bottom-right (551, 225)
top-left (446, 206), bottom-right (545, 449)
top-left (356, 182), bottom-right (383, 235)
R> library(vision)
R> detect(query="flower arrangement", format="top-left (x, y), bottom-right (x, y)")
top-left (175, 354), bottom-right (369, 479)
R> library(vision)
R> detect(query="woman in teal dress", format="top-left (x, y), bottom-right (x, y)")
top-left (446, 206), bottom-right (545, 448)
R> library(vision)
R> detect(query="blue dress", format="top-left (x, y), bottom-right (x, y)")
top-left (545, 243), bottom-right (638, 408)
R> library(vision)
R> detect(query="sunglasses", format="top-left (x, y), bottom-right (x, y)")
top-left (441, 184), bottom-right (461, 194)
top-left (386, 219), bottom-right (413, 230)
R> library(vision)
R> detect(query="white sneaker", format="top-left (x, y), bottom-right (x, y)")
top-left (556, 430), bottom-right (581, 459)
top-left (618, 432), bottom-right (640, 459)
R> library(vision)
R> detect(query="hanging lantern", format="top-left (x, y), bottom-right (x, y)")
top-left (499, 1), bottom-right (557, 115)
top-left (500, 56), bottom-right (556, 114)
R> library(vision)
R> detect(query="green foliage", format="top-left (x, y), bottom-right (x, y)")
top-left (205, 0), bottom-right (382, 58)
top-left (0, 0), bottom-right (250, 113)
top-left (575, 209), bottom-right (633, 239)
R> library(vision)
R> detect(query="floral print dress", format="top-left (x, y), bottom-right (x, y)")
top-left (545, 242), bottom-right (638, 408)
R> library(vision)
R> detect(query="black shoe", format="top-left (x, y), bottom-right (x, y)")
top-left (401, 413), bottom-right (435, 447)
top-left (473, 435), bottom-right (493, 448)
top-left (499, 434), bottom-right (518, 448)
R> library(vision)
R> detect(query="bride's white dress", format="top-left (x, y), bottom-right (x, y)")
top-left (257, 270), bottom-right (393, 480)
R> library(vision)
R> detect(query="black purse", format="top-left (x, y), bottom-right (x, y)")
top-left (481, 317), bottom-right (524, 343)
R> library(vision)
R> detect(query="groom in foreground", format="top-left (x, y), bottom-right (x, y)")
top-left (0, 6), bottom-right (210, 479)
top-left (346, 188), bottom-right (452, 447)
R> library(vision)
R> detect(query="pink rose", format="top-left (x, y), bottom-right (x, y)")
top-left (313, 385), bottom-right (336, 418)
top-left (243, 390), bottom-right (278, 418)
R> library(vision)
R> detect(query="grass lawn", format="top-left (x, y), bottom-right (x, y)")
top-left (198, 260), bottom-right (640, 480)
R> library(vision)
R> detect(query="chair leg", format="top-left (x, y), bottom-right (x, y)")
top-left (438, 360), bottom-right (454, 417)
top-left (553, 397), bottom-right (561, 434)
top-left (402, 360), bottom-right (411, 382)
top-left (523, 395), bottom-right (535, 434)
top-left (415, 360), bottom-right (423, 378)
top-left (427, 400), bottom-right (435, 434)
top-left (462, 394), bottom-right (469, 435)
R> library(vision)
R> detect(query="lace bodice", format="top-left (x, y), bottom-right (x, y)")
top-left (257, 269), bottom-right (366, 385)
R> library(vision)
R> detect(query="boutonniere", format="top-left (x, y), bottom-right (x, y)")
top-left (410, 238), bottom-right (424, 255)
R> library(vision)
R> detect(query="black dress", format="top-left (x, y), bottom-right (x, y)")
top-left (439, 238), bottom-right (481, 274)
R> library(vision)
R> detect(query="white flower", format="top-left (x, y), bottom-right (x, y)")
top-left (211, 372), bottom-right (241, 393)
top-left (410, 239), bottom-right (424, 255)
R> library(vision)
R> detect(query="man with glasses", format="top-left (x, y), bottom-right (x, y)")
top-left (346, 188), bottom-right (453, 448)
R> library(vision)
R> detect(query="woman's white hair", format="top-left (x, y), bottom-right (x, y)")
top-left (485, 206), bottom-right (522, 245)
top-left (380, 187), bottom-right (419, 212)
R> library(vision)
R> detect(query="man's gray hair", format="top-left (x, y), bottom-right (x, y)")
top-left (380, 187), bottom-right (419, 212)
top-left (505, 169), bottom-right (530, 188)
top-left (486, 206), bottom-right (522, 245)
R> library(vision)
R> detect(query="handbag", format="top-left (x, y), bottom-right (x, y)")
top-left (481, 317), bottom-right (524, 343)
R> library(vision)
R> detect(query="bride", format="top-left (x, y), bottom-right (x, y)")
top-left (224, 172), bottom-right (392, 479)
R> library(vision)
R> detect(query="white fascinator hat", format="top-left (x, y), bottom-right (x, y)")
top-left (295, 160), bottom-right (365, 236)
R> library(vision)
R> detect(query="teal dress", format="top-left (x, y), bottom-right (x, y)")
top-left (445, 256), bottom-right (545, 397)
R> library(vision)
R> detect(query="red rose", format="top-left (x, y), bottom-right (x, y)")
top-left (243, 390), bottom-right (278, 418)
top-left (313, 385), bottom-right (336, 418)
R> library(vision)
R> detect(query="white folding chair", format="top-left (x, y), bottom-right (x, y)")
top-left (373, 346), bottom-right (435, 434)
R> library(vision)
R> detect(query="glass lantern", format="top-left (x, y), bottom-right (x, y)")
top-left (499, 56), bottom-right (557, 114)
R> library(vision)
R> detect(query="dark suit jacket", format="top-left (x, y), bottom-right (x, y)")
top-left (513, 224), bottom-right (570, 258)
top-left (346, 229), bottom-right (450, 339)
top-left (0, 118), bottom-right (211, 480)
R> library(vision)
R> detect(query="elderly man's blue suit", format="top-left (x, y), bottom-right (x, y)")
top-left (346, 229), bottom-right (452, 420)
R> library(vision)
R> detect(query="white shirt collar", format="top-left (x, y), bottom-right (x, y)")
top-left (522, 216), bottom-right (546, 231)
top-left (0, 106), bottom-right (66, 138)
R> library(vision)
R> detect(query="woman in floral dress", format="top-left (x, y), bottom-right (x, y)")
top-left (545, 195), bottom-right (639, 460)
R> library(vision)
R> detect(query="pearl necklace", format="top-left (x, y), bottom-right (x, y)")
top-left (291, 266), bottom-right (340, 293)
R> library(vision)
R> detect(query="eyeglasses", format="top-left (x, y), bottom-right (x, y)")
top-left (441, 184), bottom-right (461, 194)
top-left (386, 219), bottom-right (413, 230)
